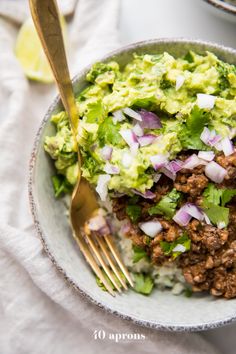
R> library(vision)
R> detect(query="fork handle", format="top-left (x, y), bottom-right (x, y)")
top-left (29, 0), bottom-right (78, 140)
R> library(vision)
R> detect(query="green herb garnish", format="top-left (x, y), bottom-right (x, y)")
top-left (132, 273), bottom-right (154, 295)
top-left (132, 245), bottom-right (148, 263)
top-left (160, 233), bottom-right (191, 259)
top-left (126, 205), bottom-right (142, 222)
top-left (148, 188), bottom-right (182, 219)
top-left (52, 175), bottom-right (73, 198)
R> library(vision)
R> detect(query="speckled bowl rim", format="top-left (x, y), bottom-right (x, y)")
top-left (29, 38), bottom-right (236, 332)
top-left (202, 0), bottom-right (236, 15)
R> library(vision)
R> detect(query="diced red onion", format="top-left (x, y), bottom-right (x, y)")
top-left (176, 75), bottom-right (185, 91)
top-left (198, 151), bottom-right (215, 162)
top-left (133, 123), bottom-right (144, 137)
top-left (197, 93), bottom-right (216, 109)
top-left (221, 137), bottom-right (234, 157)
top-left (122, 151), bottom-right (133, 168)
top-left (100, 145), bottom-right (113, 160)
top-left (139, 221), bottom-right (163, 238)
top-left (150, 154), bottom-right (169, 170)
top-left (203, 213), bottom-right (212, 225)
top-left (88, 211), bottom-right (110, 235)
top-left (200, 127), bottom-right (222, 147)
top-left (214, 141), bottom-right (223, 151)
top-left (139, 109), bottom-right (162, 129)
top-left (173, 208), bottom-right (192, 226)
top-left (119, 129), bottom-right (139, 153)
top-left (183, 154), bottom-right (202, 169)
top-left (205, 161), bottom-right (227, 183)
top-left (153, 173), bottom-right (161, 183)
top-left (138, 134), bottom-right (157, 147)
top-left (183, 203), bottom-right (204, 221)
top-left (123, 107), bottom-right (142, 121)
top-left (95, 174), bottom-right (111, 201)
top-left (120, 222), bottom-right (131, 235)
top-left (103, 162), bottom-right (120, 175)
top-left (169, 160), bottom-right (183, 173)
top-left (131, 189), bottom-right (156, 199)
top-left (172, 244), bottom-right (186, 253)
top-left (160, 165), bottom-right (176, 181)
top-left (112, 109), bottom-right (125, 124)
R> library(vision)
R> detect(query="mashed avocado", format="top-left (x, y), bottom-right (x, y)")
top-left (44, 51), bottom-right (236, 197)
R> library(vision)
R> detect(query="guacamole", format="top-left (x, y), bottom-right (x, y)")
top-left (44, 51), bottom-right (236, 198)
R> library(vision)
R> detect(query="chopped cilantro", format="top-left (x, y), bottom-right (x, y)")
top-left (97, 116), bottom-right (123, 146)
top-left (148, 188), bottom-right (182, 219)
top-left (179, 106), bottom-right (210, 150)
top-left (132, 245), bottom-right (148, 263)
top-left (184, 287), bottom-right (193, 298)
top-left (85, 100), bottom-right (104, 123)
top-left (52, 175), bottom-right (73, 198)
top-left (160, 233), bottom-right (191, 259)
top-left (202, 184), bottom-right (236, 227)
top-left (133, 273), bottom-right (154, 295)
top-left (203, 183), bottom-right (236, 207)
top-left (126, 205), bottom-right (142, 222)
top-left (203, 202), bottom-right (229, 228)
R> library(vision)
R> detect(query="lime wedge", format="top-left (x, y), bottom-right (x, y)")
top-left (15, 17), bottom-right (66, 83)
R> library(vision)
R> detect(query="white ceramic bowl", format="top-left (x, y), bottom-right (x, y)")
top-left (202, 0), bottom-right (236, 22)
top-left (29, 38), bottom-right (236, 332)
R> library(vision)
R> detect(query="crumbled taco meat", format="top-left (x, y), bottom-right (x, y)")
top-left (112, 151), bottom-right (236, 298)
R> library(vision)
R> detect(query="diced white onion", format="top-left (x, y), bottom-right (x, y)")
top-left (205, 161), bottom-right (227, 183)
top-left (123, 107), bottom-right (142, 121)
top-left (95, 174), bottom-right (111, 201)
top-left (197, 93), bottom-right (216, 109)
top-left (198, 151), bottom-right (215, 162)
top-left (172, 244), bottom-right (186, 253)
top-left (176, 75), bottom-right (185, 91)
top-left (183, 203), bottom-right (204, 221)
top-left (139, 221), bottom-right (163, 238)
top-left (217, 221), bottom-right (226, 229)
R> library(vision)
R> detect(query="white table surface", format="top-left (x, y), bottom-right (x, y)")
top-left (119, 1), bottom-right (236, 353)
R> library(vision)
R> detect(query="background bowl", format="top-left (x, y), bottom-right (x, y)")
top-left (29, 38), bottom-right (236, 332)
top-left (202, 0), bottom-right (236, 22)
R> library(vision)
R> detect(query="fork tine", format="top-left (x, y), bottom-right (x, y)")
top-left (72, 231), bottom-right (116, 296)
top-left (94, 234), bottom-right (128, 290)
top-left (85, 233), bottom-right (122, 293)
top-left (104, 235), bottom-right (134, 287)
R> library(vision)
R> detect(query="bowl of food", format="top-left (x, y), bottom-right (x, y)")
top-left (202, 0), bottom-right (236, 22)
top-left (29, 38), bottom-right (236, 331)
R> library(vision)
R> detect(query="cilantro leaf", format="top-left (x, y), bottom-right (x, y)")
top-left (160, 233), bottom-right (191, 259)
top-left (221, 189), bottom-right (236, 207)
top-left (133, 273), bottom-right (154, 295)
top-left (203, 183), bottom-right (236, 207)
top-left (85, 100), bottom-right (104, 123)
top-left (132, 245), bottom-right (148, 263)
top-left (203, 202), bottom-right (229, 227)
top-left (179, 106), bottom-right (210, 150)
top-left (126, 205), bottom-right (142, 222)
top-left (148, 188), bottom-right (182, 219)
top-left (52, 175), bottom-right (73, 198)
top-left (97, 116), bottom-right (123, 146)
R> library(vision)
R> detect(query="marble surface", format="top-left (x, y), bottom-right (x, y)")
top-left (119, 0), bottom-right (236, 353)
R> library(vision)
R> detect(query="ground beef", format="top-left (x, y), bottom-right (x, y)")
top-left (112, 150), bottom-right (236, 299)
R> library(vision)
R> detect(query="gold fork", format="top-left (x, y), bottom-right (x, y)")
top-left (29, 0), bottom-right (133, 296)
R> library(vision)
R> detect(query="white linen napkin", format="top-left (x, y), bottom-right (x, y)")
top-left (0, 1), bottom-right (219, 353)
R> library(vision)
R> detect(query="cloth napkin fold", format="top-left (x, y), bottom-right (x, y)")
top-left (0, 1), bottom-right (219, 353)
